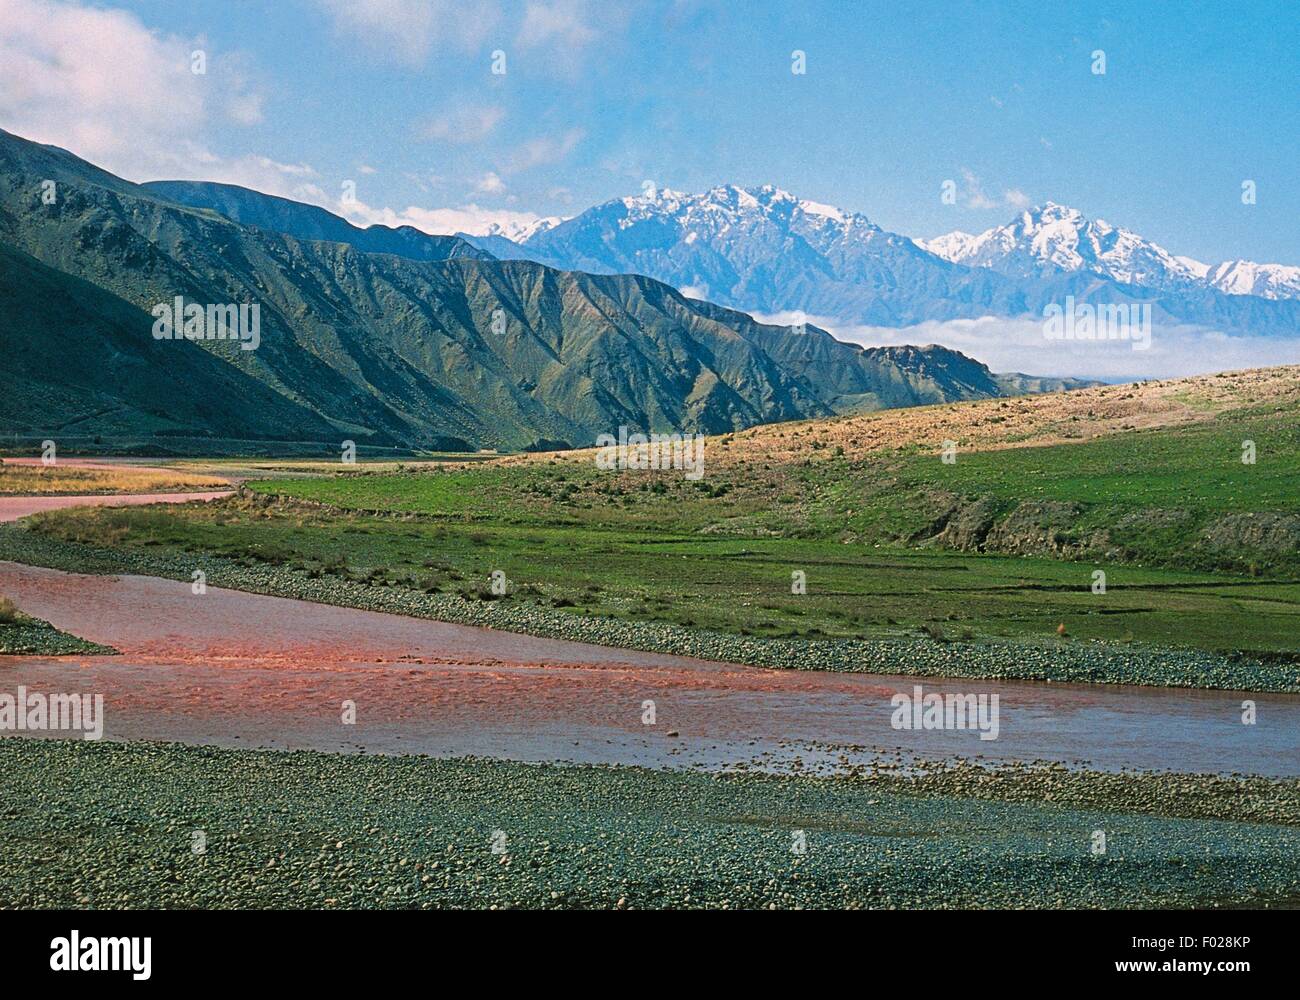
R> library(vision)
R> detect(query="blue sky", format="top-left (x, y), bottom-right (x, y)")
top-left (2, 0), bottom-right (1296, 262)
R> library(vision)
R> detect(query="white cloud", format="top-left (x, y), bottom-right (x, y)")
top-left (516, 1), bottom-right (634, 77)
top-left (314, 0), bottom-right (620, 75)
top-left (216, 51), bottom-right (266, 125)
top-left (336, 195), bottom-right (551, 238)
top-left (313, 0), bottom-right (501, 66)
top-left (0, 0), bottom-right (304, 196)
top-left (195, 156), bottom-right (325, 201)
top-left (473, 171), bottom-right (507, 195)
top-left (754, 311), bottom-right (1300, 381)
top-left (958, 169), bottom-right (1032, 211)
top-left (516, 1), bottom-right (599, 49)
top-left (0, 0), bottom-right (200, 166)
top-left (417, 104), bottom-right (504, 143)
top-left (959, 169), bottom-right (996, 210)
top-left (500, 127), bottom-right (584, 173)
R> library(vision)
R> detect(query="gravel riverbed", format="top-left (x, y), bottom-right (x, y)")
top-left (0, 615), bottom-right (115, 656)
top-left (1, 739), bottom-right (1297, 910)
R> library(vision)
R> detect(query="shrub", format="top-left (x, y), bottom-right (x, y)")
top-left (921, 623), bottom-right (948, 643)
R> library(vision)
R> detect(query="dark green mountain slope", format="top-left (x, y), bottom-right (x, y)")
top-left (0, 244), bottom-right (337, 443)
top-left (710, 308), bottom-right (1091, 412)
top-left (0, 129), bottom-right (1088, 451)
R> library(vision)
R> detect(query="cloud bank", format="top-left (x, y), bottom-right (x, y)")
top-left (754, 311), bottom-right (1300, 381)
top-left (0, 0), bottom-right (317, 200)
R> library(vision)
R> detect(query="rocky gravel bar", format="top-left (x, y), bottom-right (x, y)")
top-left (1, 739), bottom-right (1298, 910)
top-left (0, 615), bottom-right (116, 656)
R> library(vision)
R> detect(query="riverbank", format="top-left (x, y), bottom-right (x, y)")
top-left (2, 523), bottom-right (1295, 692)
top-left (1, 739), bottom-right (1297, 909)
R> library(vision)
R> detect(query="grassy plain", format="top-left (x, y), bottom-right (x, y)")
top-left (12, 367), bottom-right (1300, 666)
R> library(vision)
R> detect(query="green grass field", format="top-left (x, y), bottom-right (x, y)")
top-left (24, 501), bottom-right (1296, 659)
top-left (235, 405), bottom-right (1300, 561)
top-left (17, 400), bottom-right (1299, 662)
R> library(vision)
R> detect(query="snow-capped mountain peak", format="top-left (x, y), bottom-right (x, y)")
top-left (1205, 259), bottom-right (1300, 300)
top-left (920, 202), bottom-right (1299, 299)
top-left (920, 202), bottom-right (1210, 291)
top-left (479, 216), bottom-right (563, 242)
top-left (586, 183), bottom-right (886, 248)
top-left (1030, 200), bottom-right (1085, 223)
top-left (919, 229), bottom-right (981, 262)
top-left (473, 185), bottom-right (1298, 327)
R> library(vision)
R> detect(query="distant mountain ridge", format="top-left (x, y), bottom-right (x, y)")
top-left (473, 216), bottom-right (564, 243)
top-left (143, 179), bottom-right (490, 263)
top-left (458, 184), bottom-right (1300, 337)
top-left (920, 202), bottom-right (1300, 301)
top-left (0, 129), bottom-right (1087, 453)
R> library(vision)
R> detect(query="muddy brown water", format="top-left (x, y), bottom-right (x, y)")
top-left (1, 493), bottom-right (1297, 776)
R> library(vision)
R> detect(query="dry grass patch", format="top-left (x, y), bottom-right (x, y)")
top-left (0, 462), bottom-right (228, 496)
top-left (0, 595), bottom-right (23, 624)
top-left (485, 365), bottom-right (1300, 472)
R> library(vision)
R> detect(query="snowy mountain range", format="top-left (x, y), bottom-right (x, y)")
top-left (3, 128), bottom-right (1095, 452)
top-left (472, 215), bottom-right (564, 243)
top-left (459, 185), bottom-right (1300, 340)
top-left (919, 202), bottom-right (1300, 301)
